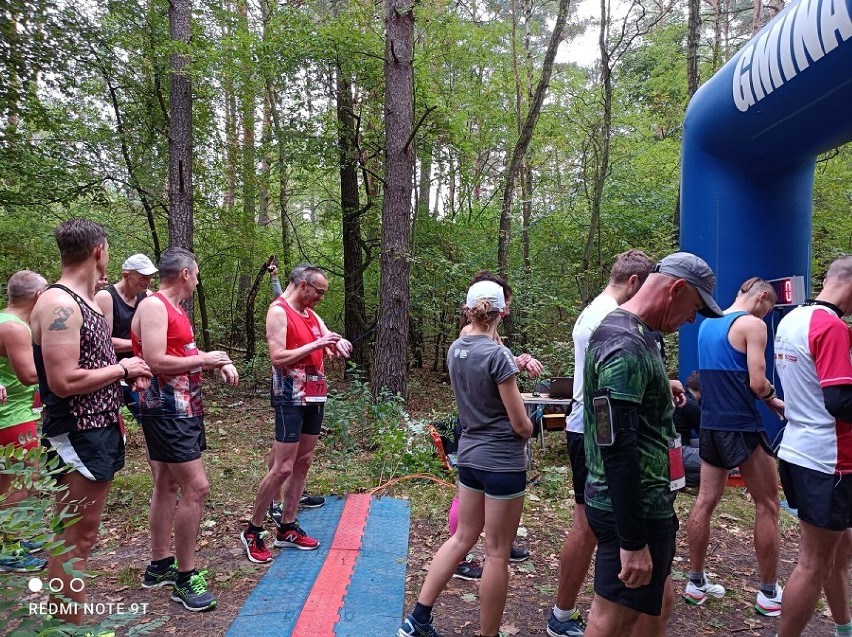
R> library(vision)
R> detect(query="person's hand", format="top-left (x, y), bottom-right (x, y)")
top-left (122, 357), bottom-right (152, 379)
top-left (268, 264), bottom-right (279, 279)
top-left (766, 396), bottom-right (785, 420)
top-left (618, 546), bottom-right (653, 588)
top-left (220, 363), bottom-right (239, 386)
top-left (202, 350), bottom-right (233, 369)
top-left (522, 355), bottom-right (543, 379)
top-left (0, 384), bottom-right (6, 404)
top-left (130, 376), bottom-right (151, 393)
top-left (315, 332), bottom-right (342, 350)
top-left (334, 338), bottom-right (353, 359)
top-left (670, 379), bottom-right (686, 408)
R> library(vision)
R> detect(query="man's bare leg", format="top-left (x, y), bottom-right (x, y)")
top-left (48, 472), bottom-right (111, 625)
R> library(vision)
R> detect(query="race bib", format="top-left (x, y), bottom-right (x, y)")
top-left (668, 434), bottom-right (686, 491)
top-left (304, 366), bottom-right (327, 403)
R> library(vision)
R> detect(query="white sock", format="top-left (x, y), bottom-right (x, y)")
top-left (552, 606), bottom-right (576, 622)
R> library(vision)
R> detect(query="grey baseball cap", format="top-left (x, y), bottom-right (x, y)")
top-left (655, 252), bottom-right (723, 318)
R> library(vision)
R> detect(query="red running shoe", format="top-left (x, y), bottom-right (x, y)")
top-left (274, 521), bottom-right (319, 550)
top-left (241, 528), bottom-right (273, 563)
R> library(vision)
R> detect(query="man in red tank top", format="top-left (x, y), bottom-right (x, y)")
top-left (131, 248), bottom-right (238, 612)
top-left (241, 264), bottom-right (351, 563)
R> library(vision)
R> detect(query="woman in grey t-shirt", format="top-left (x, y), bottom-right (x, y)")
top-left (398, 281), bottom-right (532, 637)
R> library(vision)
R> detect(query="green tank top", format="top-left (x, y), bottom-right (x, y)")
top-left (0, 312), bottom-right (37, 429)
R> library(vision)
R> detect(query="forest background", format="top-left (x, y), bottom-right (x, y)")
top-left (1, 0), bottom-right (850, 397)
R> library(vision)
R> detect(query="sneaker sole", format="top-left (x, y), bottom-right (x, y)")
top-left (754, 604), bottom-right (781, 617)
top-left (273, 540), bottom-right (319, 550)
top-left (509, 555), bottom-right (529, 562)
top-left (240, 534), bottom-right (273, 564)
top-left (299, 502), bottom-right (325, 509)
top-left (683, 593), bottom-right (709, 606)
top-left (547, 627), bottom-right (585, 637)
top-left (170, 594), bottom-right (217, 612)
top-left (141, 579), bottom-right (176, 589)
top-left (451, 572), bottom-right (481, 581)
top-left (0, 564), bottom-right (46, 573)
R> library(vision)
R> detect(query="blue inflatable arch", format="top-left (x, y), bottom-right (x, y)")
top-left (679, 0), bottom-right (852, 439)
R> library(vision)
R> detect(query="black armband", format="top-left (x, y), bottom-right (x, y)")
top-left (824, 385), bottom-right (852, 422)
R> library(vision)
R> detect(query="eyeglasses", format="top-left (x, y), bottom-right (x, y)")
top-left (306, 281), bottom-right (327, 297)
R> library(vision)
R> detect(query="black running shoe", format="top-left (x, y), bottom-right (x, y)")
top-left (299, 491), bottom-right (326, 508)
top-left (170, 570), bottom-right (217, 612)
top-left (509, 545), bottom-right (530, 562)
top-left (267, 501), bottom-right (283, 526)
top-left (142, 557), bottom-right (178, 588)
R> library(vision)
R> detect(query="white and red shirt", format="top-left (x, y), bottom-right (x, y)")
top-left (775, 304), bottom-right (852, 475)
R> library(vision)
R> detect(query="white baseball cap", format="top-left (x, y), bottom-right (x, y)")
top-left (465, 281), bottom-right (506, 311)
top-left (122, 254), bottom-right (158, 276)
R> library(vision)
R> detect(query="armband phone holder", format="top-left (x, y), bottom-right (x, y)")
top-left (593, 390), bottom-right (615, 447)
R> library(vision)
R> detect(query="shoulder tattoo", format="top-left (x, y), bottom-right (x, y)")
top-left (48, 306), bottom-right (75, 331)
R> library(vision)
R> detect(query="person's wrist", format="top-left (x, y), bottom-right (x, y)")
top-left (759, 385), bottom-right (776, 401)
top-left (118, 362), bottom-right (128, 381)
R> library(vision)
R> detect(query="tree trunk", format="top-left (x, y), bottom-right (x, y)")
top-left (678, 0), bottom-right (702, 239)
top-left (372, 0), bottom-right (414, 399)
top-left (337, 67), bottom-right (370, 370)
top-left (581, 0), bottom-right (614, 281)
top-left (497, 0), bottom-right (570, 278)
top-left (168, 0), bottom-right (194, 318)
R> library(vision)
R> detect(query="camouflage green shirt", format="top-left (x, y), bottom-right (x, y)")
top-left (583, 309), bottom-right (676, 520)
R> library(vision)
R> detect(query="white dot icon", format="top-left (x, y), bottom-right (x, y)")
top-left (28, 578), bottom-right (43, 593)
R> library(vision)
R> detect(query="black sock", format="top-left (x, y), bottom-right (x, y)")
top-left (150, 556), bottom-right (175, 570)
top-left (412, 602), bottom-right (433, 625)
top-left (177, 569), bottom-right (194, 585)
top-left (247, 523), bottom-right (264, 535)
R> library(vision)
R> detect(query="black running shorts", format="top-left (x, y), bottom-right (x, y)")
top-left (566, 431), bottom-right (588, 505)
top-left (779, 459), bottom-right (852, 531)
top-left (141, 416), bottom-right (206, 463)
top-left (699, 429), bottom-right (774, 470)
top-left (586, 506), bottom-right (678, 616)
top-left (42, 422), bottom-right (125, 482)
top-left (273, 403), bottom-right (324, 442)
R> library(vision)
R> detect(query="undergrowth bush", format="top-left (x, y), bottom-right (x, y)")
top-left (0, 441), bottom-right (167, 636)
top-left (323, 372), bottom-right (445, 483)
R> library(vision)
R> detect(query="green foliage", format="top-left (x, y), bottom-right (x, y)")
top-left (324, 370), bottom-right (444, 482)
top-left (0, 443), bottom-right (167, 636)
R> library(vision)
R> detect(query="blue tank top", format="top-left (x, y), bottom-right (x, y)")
top-left (698, 311), bottom-right (762, 432)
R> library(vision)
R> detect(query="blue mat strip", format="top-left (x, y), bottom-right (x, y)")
top-left (335, 497), bottom-right (410, 636)
top-left (226, 495), bottom-right (411, 637)
top-left (225, 497), bottom-right (346, 636)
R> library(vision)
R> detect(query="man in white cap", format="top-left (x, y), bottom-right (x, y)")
top-left (96, 253), bottom-right (157, 419)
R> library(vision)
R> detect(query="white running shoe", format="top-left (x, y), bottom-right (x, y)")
top-left (684, 579), bottom-right (726, 606)
top-left (755, 584), bottom-right (783, 617)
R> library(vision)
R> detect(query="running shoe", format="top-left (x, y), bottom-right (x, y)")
top-left (266, 501), bottom-right (283, 526)
top-left (452, 555), bottom-right (482, 581)
top-left (684, 579), bottom-right (726, 605)
top-left (274, 521), bottom-right (319, 550)
top-left (0, 548), bottom-right (46, 572)
top-left (509, 545), bottom-right (530, 562)
top-left (547, 609), bottom-right (586, 636)
top-left (754, 584), bottom-right (783, 617)
top-left (170, 570), bottom-right (217, 612)
top-left (142, 557), bottom-right (178, 588)
top-left (241, 528), bottom-right (273, 563)
top-left (300, 492), bottom-right (326, 508)
top-left (20, 539), bottom-right (45, 553)
top-left (398, 613), bottom-right (445, 637)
